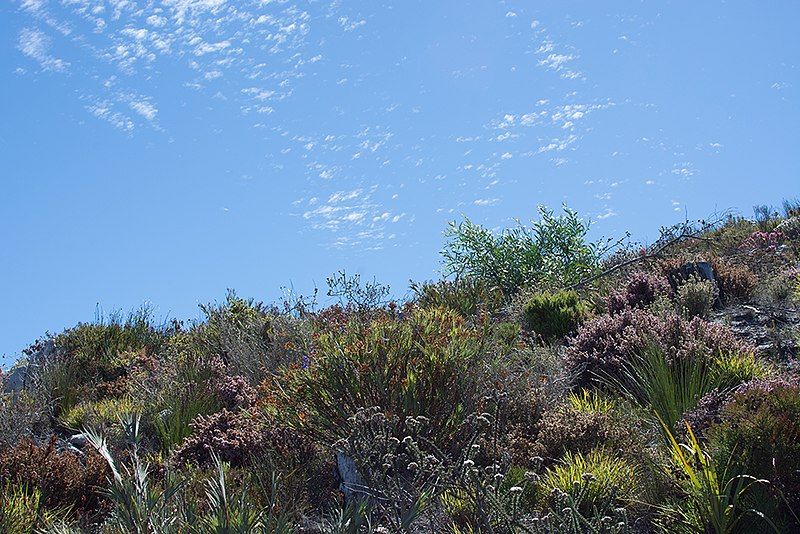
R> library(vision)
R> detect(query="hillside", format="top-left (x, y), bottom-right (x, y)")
top-left (2, 202), bottom-right (800, 533)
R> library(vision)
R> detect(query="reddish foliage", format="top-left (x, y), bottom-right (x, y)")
top-left (0, 436), bottom-right (109, 518)
top-left (606, 271), bottom-right (672, 314)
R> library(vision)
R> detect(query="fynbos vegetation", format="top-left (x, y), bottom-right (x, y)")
top-left (2, 202), bottom-right (800, 532)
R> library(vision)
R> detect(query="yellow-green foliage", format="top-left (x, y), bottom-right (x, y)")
top-left (0, 484), bottom-right (40, 533)
top-left (568, 389), bottom-right (617, 414)
top-left (542, 449), bottom-right (638, 514)
top-left (710, 352), bottom-right (772, 390)
top-left (58, 396), bottom-right (136, 430)
top-left (523, 290), bottom-right (586, 341)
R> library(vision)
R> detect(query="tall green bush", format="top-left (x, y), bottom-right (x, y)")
top-left (442, 205), bottom-right (608, 296)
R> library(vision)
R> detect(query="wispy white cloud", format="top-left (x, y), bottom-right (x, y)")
top-left (18, 27), bottom-right (69, 71)
top-left (129, 100), bottom-right (158, 121)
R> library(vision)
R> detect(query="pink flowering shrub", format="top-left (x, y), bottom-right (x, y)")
top-left (174, 409), bottom-right (265, 467)
top-left (566, 308), bottom-right (749, 388)
top-left (739, 230), bottom-right (785, 252)
top-left (174, 409), bottom-right (318, 470)
top-left (605, 271), bottom-right (672, 314)
top-left (214, 374), bottom-right (257, 411)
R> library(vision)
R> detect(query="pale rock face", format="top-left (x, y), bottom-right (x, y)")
top-left (2, 338), bottom-right (56, 393)
top-left (3, 364), bottom-right (29, 393)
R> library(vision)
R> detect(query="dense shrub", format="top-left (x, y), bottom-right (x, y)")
top-left (411, 278), bottom-right (504, 317)
top-left (133, 340), bottom-right (222, 452)
top-left (197, 291), bottom-right (308, 381)
top-left (709, 377), bottom-right (800, 514)
top-left (215, 374), bottom-right (257, 411)
top-left (58, 396), bottom-right (136, 431)
top-left (0, 391), bottom-right (49, 448)
top-left (441, 206), bottom-right (607, 296)
top-left (533, 404), bottom-right (643, 463)
top-left (606, 271), bottom-right (672, 314)
top-left (739, 229), bottom-right (785, 252)
top-left (567, 309), bottom-right (661, 389)
top-left (710, 351), bottom-right (772, 389)
top-left (760, 267), bottom-right (800, 303)
top-left (174, 410), bottom-right (266, 467)
top-left (523, 290), bottom-right (586, 341)
top-left (55, 309), bottom-right (169, 394)
top-left (712, 260), bottom-right (756, 303)
top-left (0, 437), bottom-right (109, 518)
top-left (566, 309), bottom-right (747, 389)
top-left (284, 306), bottom-right (485, 447)
top-left (675, 276), bottom-right (718, 319)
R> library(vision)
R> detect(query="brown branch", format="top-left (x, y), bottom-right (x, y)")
top-left (566, 225), bottom-right (718, 290)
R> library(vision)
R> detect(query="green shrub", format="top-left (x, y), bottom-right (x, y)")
top-left (541, 449), bottom-right (638, 515)
top-left (523, 290), bottom-right (586, 341)
top-left (58, 396), bottom-right (136, 431)
top-left (284, 306), bottom-right (484, 447)
top-left (442, 205), bottom-right (608, 296)
top-left (660, 420), bottom-right (777, 534)
top-left (710, 352), bottom-right (772, 390)
top-left (605, 344), bottom-right (718, 430)
top-left (56, 307), bottom-right (168, 385)
top-left (760, 268), bottom-right (800, 304)
top-left (676, 276), bottom-right (718, 319)
top-left (0, 483), bottom-right (41, 533)
top-left (198, 291), bottom-right (305, 382)
top-left (131, 334), bottom-right (222, 452)
top-left (493, 321), bottom-right (522, 351)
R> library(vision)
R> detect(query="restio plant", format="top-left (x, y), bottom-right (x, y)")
top-left (523, 290), bottom-right (586, 341)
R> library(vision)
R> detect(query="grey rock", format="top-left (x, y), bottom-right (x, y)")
top-left (2, 364), bottom-right (28, 393)
top-left (69, 433), bottom-right (88, 449)
top-left (2, 339), bottom-right (57, 393)
top-left (336, 452), bottom-right (366, 502)
top-left (712, 304), bottom-right (800, 359)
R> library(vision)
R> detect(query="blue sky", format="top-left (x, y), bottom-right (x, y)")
top-left (1, 0), bottom-right (797, 365)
